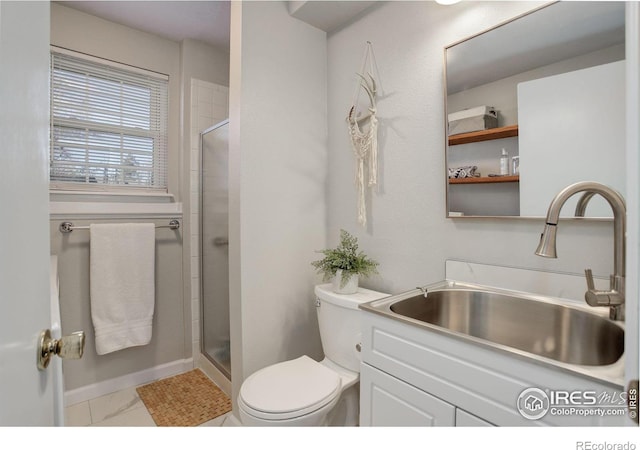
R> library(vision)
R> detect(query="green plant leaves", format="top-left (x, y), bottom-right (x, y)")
top-left (311, 229), bottom-right (379, 287)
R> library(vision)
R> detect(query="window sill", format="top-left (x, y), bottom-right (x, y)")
top-left (50, 188), bottom-right (175, 203)
top-left (50, 200), bottom-right (182, 220)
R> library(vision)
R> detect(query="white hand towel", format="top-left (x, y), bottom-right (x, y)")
top-left (90, 223), bottom-right (155, 355)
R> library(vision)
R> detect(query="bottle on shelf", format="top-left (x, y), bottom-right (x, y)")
top-left (499, 148), bottom-right (509, 175)
top-left (511, 156), bottom-right (520, 175)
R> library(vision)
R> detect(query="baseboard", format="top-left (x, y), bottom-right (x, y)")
top-left (64, 358), bottom-right (194, 406)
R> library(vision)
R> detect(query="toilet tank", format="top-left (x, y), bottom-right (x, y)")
top-left (314, 284), bottom-right (389, 372)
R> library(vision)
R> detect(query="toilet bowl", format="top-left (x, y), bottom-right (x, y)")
top-left (238, 284), bottom-right (389, 426)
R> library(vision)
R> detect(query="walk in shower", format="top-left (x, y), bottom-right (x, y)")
top-left (200, 120), bottom-right (231, 379)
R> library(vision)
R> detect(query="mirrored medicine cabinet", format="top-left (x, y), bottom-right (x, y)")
top-left (444, 1), bottom-right (626, 218)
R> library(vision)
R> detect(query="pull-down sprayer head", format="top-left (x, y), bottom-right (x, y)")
top-left (535, 223), bottom-right (558, 258)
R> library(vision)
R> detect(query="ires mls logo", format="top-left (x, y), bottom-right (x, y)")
top-left (516, 387), bottom-right (629, 421)
top-left (517, 388), bottom-right (550, 420)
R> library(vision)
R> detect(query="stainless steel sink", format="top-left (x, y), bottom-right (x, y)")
top-left (361, 282), bottom-right (624, 367)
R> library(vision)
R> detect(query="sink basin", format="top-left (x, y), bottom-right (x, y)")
top-left (367, 284), bottom-right (624, 367)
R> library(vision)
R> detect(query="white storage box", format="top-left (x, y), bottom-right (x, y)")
top-left (448, 106), bottom-right (498, 136)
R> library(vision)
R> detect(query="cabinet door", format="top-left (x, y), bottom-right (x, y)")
top-left (360, 364), bottom-right (455, 426)
top-left (456, 408), bottom-right (495, 427)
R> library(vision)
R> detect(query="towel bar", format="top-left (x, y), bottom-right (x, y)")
top-left (59, 220), bottom-right (180, 233)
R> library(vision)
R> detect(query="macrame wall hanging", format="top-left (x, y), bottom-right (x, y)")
top-left (347, 41), bottom-right (379, 228)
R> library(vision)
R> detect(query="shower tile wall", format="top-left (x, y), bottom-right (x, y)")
top-left (190, 79), bottom-right (229, 358)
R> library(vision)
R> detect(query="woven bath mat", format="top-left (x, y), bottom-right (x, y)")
top-left (136, 369), bottom-right (231, 426)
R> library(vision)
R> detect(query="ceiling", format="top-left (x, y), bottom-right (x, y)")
top-left (55, 1), bottom-right (379, 52)
top-left (288, 1), bottom-right (378, 33)
top-left (56, 1), bottom-right (232, 51)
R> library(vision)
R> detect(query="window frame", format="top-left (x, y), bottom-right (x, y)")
top-left (49, 46), bottom-right (170, 195)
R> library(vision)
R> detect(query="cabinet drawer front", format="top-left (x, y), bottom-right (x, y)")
top-left (360, 363), bottom-right (455, 427)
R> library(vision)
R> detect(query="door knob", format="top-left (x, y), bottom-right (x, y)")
top-left (37, 329), bottom-right (85, 370)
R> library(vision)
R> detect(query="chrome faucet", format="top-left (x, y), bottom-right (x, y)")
top-left (535, 181), bottom-right (626, 321)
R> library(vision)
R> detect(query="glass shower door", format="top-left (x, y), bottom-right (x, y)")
top-left (200, 120), bottom-right (231, 379)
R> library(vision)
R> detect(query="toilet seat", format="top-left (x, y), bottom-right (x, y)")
top-left (239, 355), bottom-right (342, 421)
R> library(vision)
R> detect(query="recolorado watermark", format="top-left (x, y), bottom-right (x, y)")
top-left (516, 387), bottom-right (633, 421)
top-left (575, 442), bottom-right (636, 450)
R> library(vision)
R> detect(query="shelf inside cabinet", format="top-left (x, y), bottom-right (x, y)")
top-left (449, 175), bottom-right (520, 185)
top-left (448, 125), bottom-right (519, 146)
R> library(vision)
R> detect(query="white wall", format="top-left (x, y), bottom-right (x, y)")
top-left (327, 1), bottom-right (618, 296)
top-left (51, 3), bottom-right (182, 201)
top-left (229, 0), bottom-right (327, 413)
top-left (181, 38), bottom-right (230, 88)
top-left (50, 4), bottom-right (189, 396)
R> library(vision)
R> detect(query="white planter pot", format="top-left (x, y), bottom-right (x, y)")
top-left (332, 270), bottom-right (359, 294)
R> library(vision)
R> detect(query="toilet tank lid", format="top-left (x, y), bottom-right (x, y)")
top-left (314, 284), bottom-right (389, 310)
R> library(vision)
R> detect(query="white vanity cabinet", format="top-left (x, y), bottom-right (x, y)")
top-left (360, 363), bottom-right (493, 426)
top-left (359, 309), bottom-right (625, 427)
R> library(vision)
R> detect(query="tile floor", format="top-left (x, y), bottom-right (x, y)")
top-left (64, 384), bottom-right (231, 427)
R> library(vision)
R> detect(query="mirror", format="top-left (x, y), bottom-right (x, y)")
top-left (444, 1), bottom-right (626, 218)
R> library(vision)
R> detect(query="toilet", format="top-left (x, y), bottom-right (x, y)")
top-left (237, 283), bottom-right (389, 426)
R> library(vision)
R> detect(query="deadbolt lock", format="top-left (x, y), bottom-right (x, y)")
top-left (37, 329), bottom-right (85, 371)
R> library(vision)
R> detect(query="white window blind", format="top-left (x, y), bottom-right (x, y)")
top-left (50, 49), bottom-right (168, 191)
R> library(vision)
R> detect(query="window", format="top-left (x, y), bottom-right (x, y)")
top-left (50, 48), bottom-right (168, 191)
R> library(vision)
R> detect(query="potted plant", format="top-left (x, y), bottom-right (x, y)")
top-left (311, 229), bottom-right (379, 294)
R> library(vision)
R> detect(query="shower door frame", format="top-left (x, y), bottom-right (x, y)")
top-left (199, 119), bottom-right (231, 380)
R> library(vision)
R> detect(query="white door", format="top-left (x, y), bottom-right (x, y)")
top-left (0, 1), bottom-right (57, 425)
